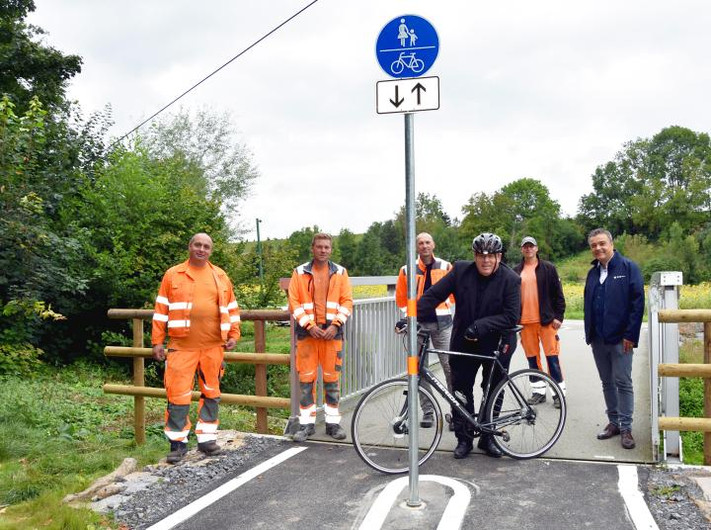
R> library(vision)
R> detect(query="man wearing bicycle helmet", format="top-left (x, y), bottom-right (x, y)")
top-left (418, 232), bottom-right (521, 459)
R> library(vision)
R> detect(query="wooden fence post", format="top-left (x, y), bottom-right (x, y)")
top-left (705, 322), bottom-right (711, 465)
top-left (254, 320), bottom-right (268, 434)
top-left (133, 318), bottom-right (146, 445)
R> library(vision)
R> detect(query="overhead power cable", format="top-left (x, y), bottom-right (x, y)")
top-left (110, 0), bottom-right (320, 148)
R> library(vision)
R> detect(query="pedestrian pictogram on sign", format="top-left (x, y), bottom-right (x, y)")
top-left (376, 15), bottom-right (439, 79)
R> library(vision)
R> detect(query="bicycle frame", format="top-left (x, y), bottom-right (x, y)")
top-left (414, 329), bottom-right (531, 438)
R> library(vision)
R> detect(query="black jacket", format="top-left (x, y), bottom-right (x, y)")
top-left (513, 257), bottom-right (566, 325)
top-left (418, 260), bottom-right (521, 354)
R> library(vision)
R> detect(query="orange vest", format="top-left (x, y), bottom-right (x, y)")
top-left (395, 255), bottom-right (454, 324)
top-left (288, 260), bottom-right (353, 338)
top-left (151, 260), bottom-right (241, 345)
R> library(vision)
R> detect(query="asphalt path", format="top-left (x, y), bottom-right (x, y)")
top-left (160, 440), bottom-right (655, 530)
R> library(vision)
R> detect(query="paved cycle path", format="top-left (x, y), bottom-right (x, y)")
top-left (312, 320), bottom-right (654, 464)
top-left (162, 440), bottom-right (655, 530)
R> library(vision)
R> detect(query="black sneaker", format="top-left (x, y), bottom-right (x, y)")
top-left (166, 441), bottom-right (188, 464)
top-left (197, 440), bottom-right (222, 456)
top-left (527, 393), bottom-right (547, 405)
top-left (293, 424), bottom-right (315, 442)
top-left (325, 423), bottom-right (347, 440)
top-left (552, 395), bottom-right (561, 409)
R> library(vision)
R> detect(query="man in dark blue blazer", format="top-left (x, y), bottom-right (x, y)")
top-left (584, 228), bottom-right (645, 450)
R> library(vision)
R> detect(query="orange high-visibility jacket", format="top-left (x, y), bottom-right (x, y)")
top-left (395, 255), bottom-right (454, 326)
top-left (151, 260), bottom-right (241, 345)
top-left (288, 260), bottom-right (353, 339)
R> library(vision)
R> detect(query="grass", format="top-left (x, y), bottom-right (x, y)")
top-left (0, 324), bottom-right (292, 529)
top-left (678, 337), bottom-right (705, 465)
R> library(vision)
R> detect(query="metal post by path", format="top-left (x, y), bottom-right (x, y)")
top-left (256, 218), bottom-right (264, 287)
top-left (404, 112), bottom-right (421, 507)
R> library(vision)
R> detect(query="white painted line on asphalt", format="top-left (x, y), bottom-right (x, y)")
top-left (617, 465), bottom-right (659, 530)
top-left (146, 446), bottom-right (308, 530)
top-left (358, 474), bottom-right (471, 530)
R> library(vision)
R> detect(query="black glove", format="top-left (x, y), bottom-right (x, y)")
top-left (395, 319), bottom-right (408, 334)
top-left (464, 324), bottom-right (479, 341)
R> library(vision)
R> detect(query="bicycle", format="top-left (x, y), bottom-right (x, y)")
top-left (390, 52), bottom-right (425, 75)
top-left (351, 325), bottom-right (567, 474)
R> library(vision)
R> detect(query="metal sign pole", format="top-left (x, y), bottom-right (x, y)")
top-left (404, 112), bottom-right (421, 506)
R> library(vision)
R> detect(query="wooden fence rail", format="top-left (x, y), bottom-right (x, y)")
top-left (657, 308), bottom-right (711, 464)
top-left (104, 308), bottom-right (291, 444)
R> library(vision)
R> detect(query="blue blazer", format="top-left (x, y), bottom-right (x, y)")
top-left (583, 250), bottom-right (645, 346)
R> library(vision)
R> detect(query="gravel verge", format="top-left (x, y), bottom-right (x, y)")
top-left (643, 465), bottom-right (711, 529)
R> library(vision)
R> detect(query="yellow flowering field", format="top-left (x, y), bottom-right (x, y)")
top-left (679, 282), bottom-right (711, 309)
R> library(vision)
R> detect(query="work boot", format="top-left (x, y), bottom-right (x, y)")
top-left (197, 440), bottom-right (222, 456)
top-left (527, 393), bottom-right (546, 405)
top-left (621, 430), bottom-right (636, 449)
top-left (326, 423), bottom-right (347, 440)
top-left (293, 423), bottom-right (315, 442)
top-left (166, 441), bottom-right (188, 464)
top-left (420, 410), bottom-right (435, 428)
top-left (552, 395), bottom-right (561, 409)
top-left (453, 440), bottom-right (473, 459)
top-left (477, 435), bottom-right (502, 458)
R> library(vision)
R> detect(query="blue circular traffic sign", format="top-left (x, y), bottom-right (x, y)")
top-left (376, 15), bottom-right (439, 79)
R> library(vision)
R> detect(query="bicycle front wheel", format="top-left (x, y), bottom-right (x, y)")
top-left (351, 377), bottom-right (442, 474)
top-left (484, 369), bottom-right (566, 459)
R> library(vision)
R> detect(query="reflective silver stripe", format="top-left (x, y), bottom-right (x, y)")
top-left (168, 302), bottom-right (192, 311)
top-left (165, 429), bottom-right (190, 441)
top-left (195, 421), bottom-right (218, 433)
top-left (302, 302), bottom-right (314, 310)
top-left (336, 313), bottom-right (348, 322)
top-left (220, 323), bottom-right (231, 331)
top-left (326, 313), bottom-right (337, 321)
top-left (153, 313), bottom-right (169, 322)
top-left (220, 307), bottom-right (229, 314)
top-left (293, 307), bottom-right (305, 317)
top-left (167, 320), bottom-right (190, 328)
top-left (227, 301), bottom-right (238, 310)
top-left (435, 308), bottom-right (451, 316)
top-left (155, 296), bottom-right (169, 306)
top-left (338, 305), bottom-right (351, 316)
top-left (298, 315), bottom-right (312, 327)
top-left (326, 301), bottom-right (339, 309)
top-left (230, 315), bottom-right (240, 323)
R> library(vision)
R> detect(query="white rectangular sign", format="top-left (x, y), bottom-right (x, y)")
top-left (376, 76), bottom-right (440, 114)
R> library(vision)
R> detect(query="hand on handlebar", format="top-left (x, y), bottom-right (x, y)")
top-left (394, 319), bottom-right (408, 334)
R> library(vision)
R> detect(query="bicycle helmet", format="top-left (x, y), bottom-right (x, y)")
top-left (472, 233), bottom-right (503, 254)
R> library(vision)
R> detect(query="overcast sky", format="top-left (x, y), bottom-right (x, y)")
top-left (29, 0), bottom-right (711, 240)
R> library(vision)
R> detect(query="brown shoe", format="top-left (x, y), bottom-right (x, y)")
top-left (596, 423), bottom-right (620, 440)
top-left (621, 430), bottom-right (636, 449)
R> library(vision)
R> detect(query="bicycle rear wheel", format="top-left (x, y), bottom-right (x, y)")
top-left (351, 377), bottom-right (442, 474)
top-left (484, 369), bottom-right (566, 459)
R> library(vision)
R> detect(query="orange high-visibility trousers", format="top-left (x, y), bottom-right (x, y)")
top-left (163, 345), bottom-right (224, 443)
top-left (296, 337), bottom-right (343, 425)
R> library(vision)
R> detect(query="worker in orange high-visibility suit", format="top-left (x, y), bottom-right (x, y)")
top-left (288, 232), bottom-right (353, 443)
top-left (152, 233), bottom-right (240, 464)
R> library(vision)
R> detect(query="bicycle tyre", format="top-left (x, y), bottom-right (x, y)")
top-left (412, 59), bottom-right (425, 73)
top-left (351, 377), bottom-right (442, 474)
top-left (484, 369), bottom-right (566, 459)
top-left (390, 60), bottom-right (404, 75)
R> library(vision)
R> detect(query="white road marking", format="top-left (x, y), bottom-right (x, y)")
top-left (618, 465), bottom-right (659, 530)
top-left (358, 474), bottom-right (471, 530)
top-left (146, 446), bottom-right (308, 530)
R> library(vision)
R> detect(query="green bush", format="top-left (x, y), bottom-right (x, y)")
top-left (0, 342), bottom-right (44, 377)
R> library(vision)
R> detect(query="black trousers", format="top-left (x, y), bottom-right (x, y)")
top-left (450, 349), bottom-right (513, 443)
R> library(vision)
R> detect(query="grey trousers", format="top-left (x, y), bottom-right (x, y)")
top-left (419, 322), bottom-right (453, 413)
top-left (591, 337), bottom-right (634, 431)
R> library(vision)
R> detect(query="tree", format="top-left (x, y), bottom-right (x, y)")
top-left (0, 0), bottom-right (82, 113)
top-left (578, 127), bottom-right (711, 240)
top-left (141, 108), bottom-right (259, 230)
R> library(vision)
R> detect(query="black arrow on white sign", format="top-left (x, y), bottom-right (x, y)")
top-left (411, 83), bottom-right (426, 105)
top-left (390, 85), bottom-right (404, 108)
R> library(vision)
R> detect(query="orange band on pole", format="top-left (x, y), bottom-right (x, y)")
top-left (407, 356), bottom-right (419, 375)
top-left (407, 299), bottom-right (417, 317)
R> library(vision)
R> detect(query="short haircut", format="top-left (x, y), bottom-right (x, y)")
top-left (189, 232), bottom-right (213, 247)
top-left (416, 232), bottom-right (434, 244)
top-left (311, 232), bottom-right (333, 246)
top-left (587, 228), bottom-right (613, 244)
